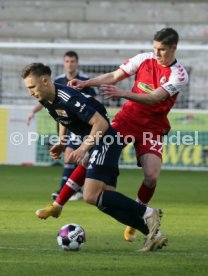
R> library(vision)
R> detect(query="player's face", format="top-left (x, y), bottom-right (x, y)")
top-left (24, 74), bottom-right (49, 101)
top-left (64, 56), bottom-right (78, 74)
top-left (153, 41), bottom-right (176, 66)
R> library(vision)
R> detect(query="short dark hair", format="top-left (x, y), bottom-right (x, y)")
top-left (154, 28), bottom-right (179, 46)
top-left (21, 63), bottom-right (52, 79)
top-left (64, 50), bottom-right (79, 61)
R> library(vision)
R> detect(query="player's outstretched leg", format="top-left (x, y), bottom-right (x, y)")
top-left (96, 190), bottom-right (163, 252)
top-left (35, 165), bottom-right (86, 219)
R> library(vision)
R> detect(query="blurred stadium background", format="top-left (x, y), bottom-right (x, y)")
top-left (0, 0), bottom-right (208, 170)
top-left (1, 2), bottom-right (208, 276)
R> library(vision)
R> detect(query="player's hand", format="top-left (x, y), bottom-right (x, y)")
top-left (99, 84), bottom-right (127, 99)
top-left (49, 143), bottom-right (65, 160)
top-left (26, 112), bottom-right (35, 126)
top-left (66, 148), bottom-right (87, 164)
top-left (68, 79), bottom-right (86, 89)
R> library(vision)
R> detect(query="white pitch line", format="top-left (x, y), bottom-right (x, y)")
top-left (0, 246), bottom-right (58, 252)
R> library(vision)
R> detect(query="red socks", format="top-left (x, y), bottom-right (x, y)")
top-left (56, 165), bottom-right (86, 206)
top-left (137, 182), bottom-right (156, 205)
top-left (70, 164), bottom-right (86, 187)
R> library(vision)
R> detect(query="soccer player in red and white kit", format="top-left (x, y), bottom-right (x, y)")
top-left (70, 27), bottom-right (189, 241)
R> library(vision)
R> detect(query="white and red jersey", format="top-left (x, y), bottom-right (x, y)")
top-left (113, 52), bottom-right (189, 137)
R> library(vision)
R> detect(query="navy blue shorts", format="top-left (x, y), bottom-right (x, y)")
top-left (86, 127), bottom-right (124, 187)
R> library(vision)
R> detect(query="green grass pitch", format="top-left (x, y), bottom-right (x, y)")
top-left (0, 165), bottom-right (208, 276)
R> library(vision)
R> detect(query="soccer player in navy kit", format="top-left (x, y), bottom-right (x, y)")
top-left (22, 62), bottom-right (164, 252)
top-left (27, 51), bottom-right (96, 201)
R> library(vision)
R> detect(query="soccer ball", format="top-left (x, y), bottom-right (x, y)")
top-left (57, 223), bottom-right (86, 251)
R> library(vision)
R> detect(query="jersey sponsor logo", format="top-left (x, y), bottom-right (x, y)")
top-left (160, 76), bottom-right (166, 84)
top-left (75, 101), bottom-right (81, 107)
top-left (74, 101), bottom-right (86, 112)
top-left (79, 104), bottom-right (86, 112)
top-left (138, 82), bottom-right (153, 93)
top-left (55, 109), bottom-right (68, 117)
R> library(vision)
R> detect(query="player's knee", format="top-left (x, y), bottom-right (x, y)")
top-left (144, 173), bottom-right (158, 187)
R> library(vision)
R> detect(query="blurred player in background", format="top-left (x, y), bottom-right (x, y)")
top-left (27, 51), bottom-right (96, 201)
top-left (70, 27), bottom-right (189, 241)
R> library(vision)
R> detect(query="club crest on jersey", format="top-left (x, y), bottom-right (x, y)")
top-left (55, 109), bottom-right (68, 117)
top-left (160, 76), bottom-right (166, 84)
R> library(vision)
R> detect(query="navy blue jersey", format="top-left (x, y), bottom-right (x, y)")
top-left (54, 73), bottom-right (96, 97)
top-left (40, 83), bottom-right (109, 137)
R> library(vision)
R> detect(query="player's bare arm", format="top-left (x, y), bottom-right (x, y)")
top-left (66, 111), bottom-right (109, 164)
top-left (69, 68), bottom-right (126, 89)
top-left (26, 102), bottom-right (44, 126)
top-left (100, 84), bottom-right (169, 105)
